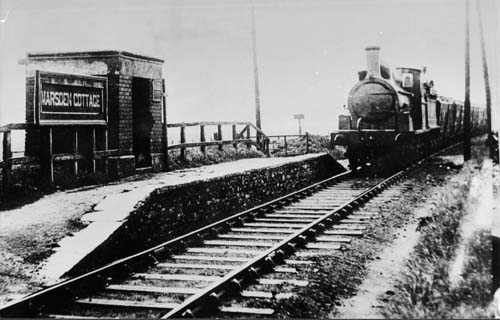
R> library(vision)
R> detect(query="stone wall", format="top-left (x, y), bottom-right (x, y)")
top-left (67, 154), bottom-right (346, 275)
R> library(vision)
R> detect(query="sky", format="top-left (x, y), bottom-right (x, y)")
top-left (0, 0), bottom-right (498, 146)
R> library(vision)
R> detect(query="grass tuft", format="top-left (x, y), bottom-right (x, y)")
top-left (382, 171), bottom-right (493, 319)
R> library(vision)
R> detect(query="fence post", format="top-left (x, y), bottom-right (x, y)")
top-left (264, 137), bottom-right (270, 157)
top-left (40, 127), bottom-right (54, 184)
top-left (180, 124), bottom-right (186, 161)
top-left (305, 132), bottom-right (310, 154)
top-left (49, 127), bottom-right (54, 183)
top-left (161, 79), bottom-right (169, 171)
top-left (284, 136), bottom-right (288, 157)
top-left (443, 108), bottom-right (449, 146)
top-left (232, 124), bottom-right (237, 149)
top-left (2, 131), bottom-right (12, 191)
top-left (73, 128), bottom-right (79, 176)
top-left (246, 125), bottom-right (251, 149)
top-left (217, 124), bottom-right (223, 151)
top-left (200, 124), bottom-right (206, 154)
top-left (104, 128), bottom-right (109, 176)
top-left (91, 128), bottom-right (96, 174)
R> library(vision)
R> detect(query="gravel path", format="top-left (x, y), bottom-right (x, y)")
top-left (334, 218), bottom-right (421, 318)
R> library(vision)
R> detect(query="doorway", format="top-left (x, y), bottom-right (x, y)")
top-left (132, 77), bottom-right (153, 168)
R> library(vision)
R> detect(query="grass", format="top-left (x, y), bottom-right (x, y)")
top-left (450, 229), bottom-right (492, 315)
top-left (381, 168), bottom-right (493, 318)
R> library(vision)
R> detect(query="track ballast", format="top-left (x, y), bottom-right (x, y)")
top-left (0, 161), bottom-right (422, 318)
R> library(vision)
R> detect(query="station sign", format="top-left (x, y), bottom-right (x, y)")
top-left (35, 71), bottom-right (108, 125)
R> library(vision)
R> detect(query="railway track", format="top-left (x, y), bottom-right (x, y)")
top-left (0, 160), bottom-right (424, 319)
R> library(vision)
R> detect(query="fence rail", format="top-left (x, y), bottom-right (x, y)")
top-left (0, 123), bottom-right (32, 132)
top-left (0, 120), bottom-right (271, 192)
top-left (267, 133), bottom-right (310, 157)
top-left (166, 121), bottom-right (251, 127)
top-left (0, 123), bottom-right (118, 191)
top-left (1, 123), bottom-right (35, 190)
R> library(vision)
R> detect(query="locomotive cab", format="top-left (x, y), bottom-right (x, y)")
top-left (393, 67), bottom-right (440, 131)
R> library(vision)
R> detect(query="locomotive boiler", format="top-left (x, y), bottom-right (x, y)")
top-left (331, 46), bottom-right (486, 171)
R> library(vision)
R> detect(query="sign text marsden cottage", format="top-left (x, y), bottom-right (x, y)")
top-left (36, 71), bottom-right (108, 125)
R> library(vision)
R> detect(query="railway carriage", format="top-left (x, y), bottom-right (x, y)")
top-left (331, 46), bottom-right (486, 171)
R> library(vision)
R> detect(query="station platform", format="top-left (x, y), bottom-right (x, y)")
top-left (7, 153), bottom-right (345, 284)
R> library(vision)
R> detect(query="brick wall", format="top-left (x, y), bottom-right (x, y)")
top-left (106, 75), bottom-right (119, 150)
top-left (150, 80), bottom-right (163, 154)
top-left (20, 52), bottom-right (166, 181)
top-left (118, 75), bottom-right (133, 153)
top-left (67, 154), bottom-right (346, 275)
top-left (108, 75), bottom-right (162, 155)
top-left (22, 53), bottom-right (163, 158)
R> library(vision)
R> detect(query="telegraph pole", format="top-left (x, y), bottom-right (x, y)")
top-left (464, 0), bottom-right (471, 161)
top-left (476, 0), bottom-right (493, 159)
top-left (251, 2), bottom-right (262, 144)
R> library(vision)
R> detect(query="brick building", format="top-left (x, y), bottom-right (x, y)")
top-left (21, 51), bottom-right (166, 178)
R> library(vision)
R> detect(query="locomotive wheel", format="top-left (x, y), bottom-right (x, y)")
top-left (391, 145), bottom-right (407, 170)
top-left (347, 145), bottom-right (402, 175)
top-left (346, 146), bottom-right (373, 172)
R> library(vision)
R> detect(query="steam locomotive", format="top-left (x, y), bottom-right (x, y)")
top-left (331, 46), bottom-right (487, 171)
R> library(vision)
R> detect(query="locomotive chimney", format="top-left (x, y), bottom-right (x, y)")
top-left (365, 46), bottom-right (381, 78)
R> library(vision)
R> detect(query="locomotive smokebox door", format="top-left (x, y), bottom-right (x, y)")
top-left (348, 79), bottom-right (397, 124)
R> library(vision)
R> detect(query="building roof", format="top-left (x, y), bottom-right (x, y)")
top-left (25, 50), bottom-right (164, 63)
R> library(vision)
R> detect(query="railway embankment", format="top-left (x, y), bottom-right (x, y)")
top-left (377, 149), bottom-right (495, 318)
top-left (334, 156), bottom-right (494, 318)
top-left (0, 153), bottom-right (344, 305)
top-left (62, 153), bottom-right (344, 276)
top-left (235, 136), bottom-right (495, 319)
top-left (327, 136), bottom-right (494, 318)
top-left (266, 159), bottom-right (456, 318)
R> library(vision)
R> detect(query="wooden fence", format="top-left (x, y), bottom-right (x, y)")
top-left (167, 121), bottom-right (269, 159)
top-left (267, 133), bottom-right (310, 157)
top-left (1, 123), bottom-right (36, 191)
top-left (0, 123), bottom-right (118, 190)
top-left (0, 121), bottom-right (270, 191)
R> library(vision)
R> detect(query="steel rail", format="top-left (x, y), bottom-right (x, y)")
top-left (0, 168), bottom-right (352, 318)
top-left (0, 141), bottom-right (461, 318)
top-left (161, 141), bottom-right (462, 318)
top-left (161, 166), bottom-right (408, 318)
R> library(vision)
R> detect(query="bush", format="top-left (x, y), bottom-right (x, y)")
top-left (166, 143), bottom-right (265, 171)
top-left (268, 134), bottom-right (346, 159)
top-left (0, 164), bottom-right (52, 210)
